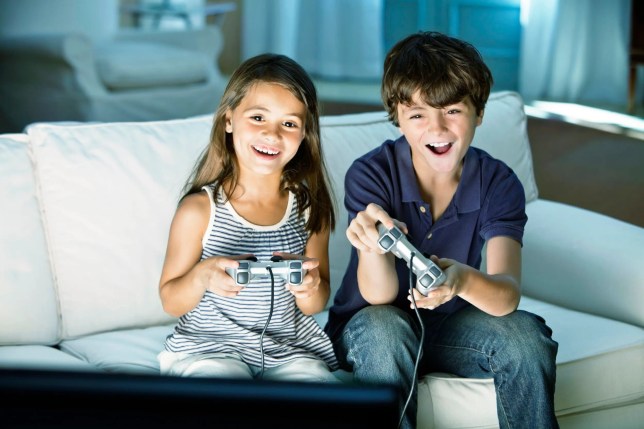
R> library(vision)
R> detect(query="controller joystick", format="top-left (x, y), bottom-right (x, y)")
top-left (225, 255), bottom-right (307, 286)
top-left (376, 223), bottom-right (446, 295)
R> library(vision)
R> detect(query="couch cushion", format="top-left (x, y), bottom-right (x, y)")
top-left (472, 91), bottom-right (538, 203)
top-left (59, 324), bottom-right (176, 374)
top-left (27, 116), bottom-right (212, 339)
top-left (0, 345), bottom-right (97, 372)
top-left (524, 199), bottom-right (644, 327)
top-left (96, 42), bottom-right (210, 90)
top-left (0, 134), bottom-right (59, 346)
top-left (521, 297), bottom-right (644, 417)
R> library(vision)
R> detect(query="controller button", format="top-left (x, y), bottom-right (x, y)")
top-left (290, 272), bottom-right (302, 284)
top-left (237, 272), bottom-right (249, 284)
top-left (290, 261), bottom-right (302, 269)
top-left (418, 274), bottom-right (433, 288)
top-left (379, 235), bottom-right (395, 250)
top-left (239, 261), bottom-right (250, 269)
top-left (429, 266), bottom-right (441, 277)
top-left (391, 228), bottom-right (402, 239)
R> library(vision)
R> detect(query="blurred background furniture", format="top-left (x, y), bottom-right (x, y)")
top-left (628, 0), bottom-right (643, 113)
top-left (0, 25), bottom-right (228, 133)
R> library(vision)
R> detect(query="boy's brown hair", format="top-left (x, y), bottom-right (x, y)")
top-left (382, 31), bottom-right (493, 126)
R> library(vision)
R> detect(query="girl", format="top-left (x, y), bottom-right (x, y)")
top-left (158, 54), bottom-right (338, 382)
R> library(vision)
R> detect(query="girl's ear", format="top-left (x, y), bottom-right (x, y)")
top-left (225, 110), bottom-right (233, 133)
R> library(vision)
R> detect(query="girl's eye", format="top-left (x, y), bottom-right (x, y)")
top-left (410, 114), bottom-right (422, 120)
top-left (251, 115), bottom-right (263, 122)
top-left (283, 121), bottom-right (298, 128)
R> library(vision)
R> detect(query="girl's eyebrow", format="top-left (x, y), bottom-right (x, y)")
top-left (243, 106), bottom-right (305, 121)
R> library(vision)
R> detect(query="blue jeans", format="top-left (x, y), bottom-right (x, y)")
top-left (333, 305), bottom-right (559, 429)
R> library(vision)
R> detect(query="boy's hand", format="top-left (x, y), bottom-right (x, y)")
top-left (347, 203), bottom-right (408, 253)
top-left (407, 256), bottom-right (460, 310)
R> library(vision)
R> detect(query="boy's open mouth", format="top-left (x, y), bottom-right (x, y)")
top-left (427, 142), bottom-right (453, 155)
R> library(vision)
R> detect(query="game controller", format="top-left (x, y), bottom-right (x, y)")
top-left (225, 256), bottom-right (307, 286)
top-left (376, 223), bottom-right (446, 295)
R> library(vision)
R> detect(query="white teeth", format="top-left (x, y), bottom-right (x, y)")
top-left (253, 146), bottom-right (279, 155)
top-left (429, 142), bottom-right (450, 147)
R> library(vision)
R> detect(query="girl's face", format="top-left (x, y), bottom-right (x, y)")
top-left (397, 91), bottom-right (483, 177)
top-left (225, 82), bottom-right (306, 179)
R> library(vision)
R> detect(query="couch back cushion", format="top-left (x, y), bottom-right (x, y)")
top-left (27, 116), bottom-right (212, 339)
top-left (321, 91), bottom-right (537, 298)
top-left (0, 134), bottom-right (59, 345)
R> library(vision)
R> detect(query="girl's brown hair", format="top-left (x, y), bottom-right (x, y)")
top-left (382, 31), bottom-right (493, 126)
top-left (184, 53), bottom-right (335, 233)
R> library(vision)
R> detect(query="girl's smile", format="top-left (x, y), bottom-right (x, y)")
top-left (225, 82), bottom-right (306, 178)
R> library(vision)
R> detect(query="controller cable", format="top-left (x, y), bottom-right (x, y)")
top-left (258, 266), bottom-right (276, 379)
top-left (398, 252), bottom-right (426, 429)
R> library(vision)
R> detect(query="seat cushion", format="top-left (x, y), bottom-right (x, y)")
top-left (0, 345), bottom-right (97, 372)
top-left (96, 42), bottom-right (210, 90)
top-left (26, 116), bottom-right (212, 339)
top-left (0, 134), bottom-right (59, 346)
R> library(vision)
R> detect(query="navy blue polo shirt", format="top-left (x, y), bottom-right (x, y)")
top-left (325, 136), bottom-right (527, 341)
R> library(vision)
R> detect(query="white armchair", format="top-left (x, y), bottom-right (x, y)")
top-left (0, 26), bottom-right (227, 133)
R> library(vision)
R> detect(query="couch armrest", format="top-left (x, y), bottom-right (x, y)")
top-left (0, 33), bottom-right (105, 96)
top-left (522, 199), bottom-right (644, 327)
top-left (113, 26), bottom-right (223, 61)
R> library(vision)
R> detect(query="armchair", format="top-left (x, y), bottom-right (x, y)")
top-left (0, 26), bottom-right (227, 133)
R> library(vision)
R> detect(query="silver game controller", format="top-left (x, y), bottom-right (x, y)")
top-left (377, 223), bottom-right (446, 295)
top-left (225, 256), bottom-right (306, 286)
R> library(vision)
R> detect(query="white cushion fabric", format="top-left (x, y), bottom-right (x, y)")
top-left (472, 91), bottom-right (538, 203)
top-left (59, 324), bottom-right (175, 374)
top-left (523, 200), bottom-right (644, 327)
top-left (520, 297), bottom-right (644, 416)
top-left (0, 345), bottom-right (96, 371)
top-left (27, 116), bottom-right (212, 338)
top-left (0, 134), bottom-right (59, 345)
top-left (96, 42), bottom-right (210, 90)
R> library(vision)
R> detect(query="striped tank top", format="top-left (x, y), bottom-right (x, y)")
top-left (164, 184), bottom-right (338, 370)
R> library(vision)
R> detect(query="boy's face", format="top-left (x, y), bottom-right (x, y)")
top-left (397, 91), bottom-right (483, 176)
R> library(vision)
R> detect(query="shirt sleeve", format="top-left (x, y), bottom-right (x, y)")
top-left (343, 144), bottom-right (397, 223)
top-left (479, 166), bottom-right (527, 246)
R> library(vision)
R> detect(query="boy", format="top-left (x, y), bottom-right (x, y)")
top-left (324, 32), bottom-right (559, 429)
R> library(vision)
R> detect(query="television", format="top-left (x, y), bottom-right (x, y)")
top-left (0, 367), bottom-right (399, 428)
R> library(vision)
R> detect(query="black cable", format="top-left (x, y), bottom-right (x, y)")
top-left (398, 252), bottom-right (426, 429)
top-left (258, 266), bottom-right (275, 379)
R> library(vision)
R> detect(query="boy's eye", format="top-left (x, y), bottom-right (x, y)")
top-left (251, 115), bottom-right (263, 122)
top-left (446, 109), bottom-right (461, 115)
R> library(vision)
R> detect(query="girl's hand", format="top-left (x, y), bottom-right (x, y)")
top-left (346, 203), bottom-right (408, 253)
top-left (274, 252), bottom-right (321, 299)
top-left (200, 254), bottom-right (253, 297)
top-left (407, 256), bottom-right (462, 310)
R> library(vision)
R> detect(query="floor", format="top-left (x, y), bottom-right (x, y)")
top-left (316, 80), bottom-right (644, 228)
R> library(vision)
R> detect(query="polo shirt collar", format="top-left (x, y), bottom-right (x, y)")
top-left (395, 137), bottom-right (481, 214)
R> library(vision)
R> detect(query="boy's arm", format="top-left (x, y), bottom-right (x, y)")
top-left (411, 236), bottom-right (521, 316)
top-left (347, 203), bottom-right (403, 304)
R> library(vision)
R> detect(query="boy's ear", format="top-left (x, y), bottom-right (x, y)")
top-left (476, 109), bottom-right (485, 126)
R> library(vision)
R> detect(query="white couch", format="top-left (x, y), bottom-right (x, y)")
top-left (0, 26), bottom-right (227, 133)
top-left (1, 91), bottom-right (642, 428)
